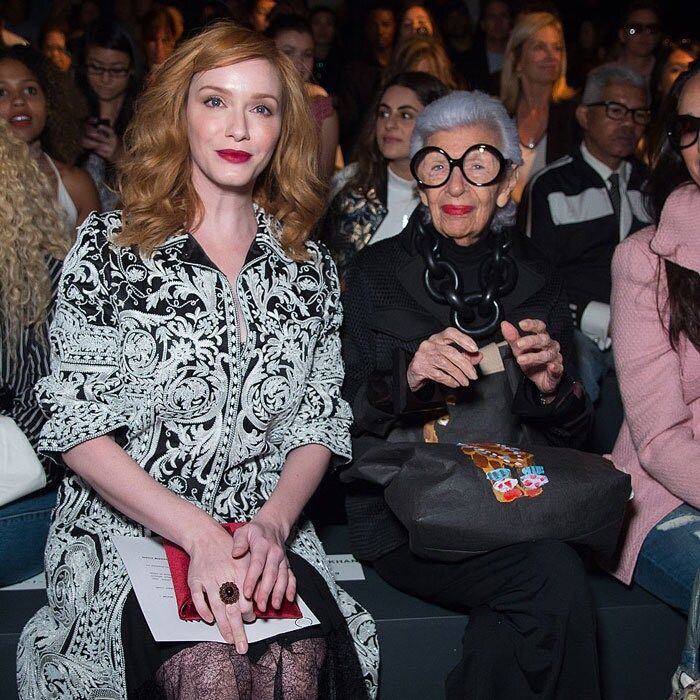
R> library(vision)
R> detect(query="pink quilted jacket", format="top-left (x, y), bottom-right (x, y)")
top-left (607, 184), bottom-right (700, 584)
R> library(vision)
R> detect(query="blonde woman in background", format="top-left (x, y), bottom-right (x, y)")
top-left (500, 11), bottom-right (578, 203)
top-left (0, 118), bottom-right (73, 587)
top-left (387, 35), bottom-right (458, 89)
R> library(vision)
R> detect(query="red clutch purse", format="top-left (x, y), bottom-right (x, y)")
top-left (163, 522), bottom-right (302, 621)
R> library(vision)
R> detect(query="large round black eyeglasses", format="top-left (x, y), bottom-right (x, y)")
top-left (410, 143), bottom-right (510, 188)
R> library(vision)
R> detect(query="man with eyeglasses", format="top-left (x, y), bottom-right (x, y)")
top-left (615, 0), bottom-right (662, 81)
top-left (520, 64), bottom-right (652, 436)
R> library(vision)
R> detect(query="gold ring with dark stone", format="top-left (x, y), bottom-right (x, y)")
top-left (219, 582), bottom-right (239, 605)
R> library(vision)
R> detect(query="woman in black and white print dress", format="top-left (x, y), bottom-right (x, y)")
top-left (17, 23), bottom-right (378, 700)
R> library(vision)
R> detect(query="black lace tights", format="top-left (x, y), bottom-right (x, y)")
top-left (154, 638), bottom-right (328, 700)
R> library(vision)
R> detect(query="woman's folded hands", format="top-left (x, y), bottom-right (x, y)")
top-left (186, 512), bottom-right (295, 655)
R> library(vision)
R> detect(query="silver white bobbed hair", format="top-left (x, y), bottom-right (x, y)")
top-left (410, 90), bottom-right (523, 231)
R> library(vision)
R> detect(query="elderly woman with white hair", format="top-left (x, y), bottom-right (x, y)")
top-left (340, 91), bottom-right (599, 698)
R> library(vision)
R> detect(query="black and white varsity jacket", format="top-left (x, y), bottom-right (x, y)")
top-left (519, 145), bottom-right (651, 333)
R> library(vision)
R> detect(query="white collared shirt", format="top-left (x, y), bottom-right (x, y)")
top-left (579, 142), bottom-right (635, 350)
top-left (580, 142), bottom-right (633, 242)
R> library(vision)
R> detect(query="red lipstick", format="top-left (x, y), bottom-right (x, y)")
top-left (441, 205), bottom-right (474, 215)
top-left (216, 149), bottom-right (252, 163)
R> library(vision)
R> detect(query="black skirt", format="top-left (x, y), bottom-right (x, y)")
top-left (122, 550), bottom-right (369, 699)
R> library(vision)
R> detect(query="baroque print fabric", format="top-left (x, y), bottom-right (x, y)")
top-left (323, 187), bottom-right (387, 271)
top-left (17, 209), bottom-right (379, 699)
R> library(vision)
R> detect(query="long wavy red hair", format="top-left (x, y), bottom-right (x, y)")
top-left (117, 22), bottom-right (324, 258)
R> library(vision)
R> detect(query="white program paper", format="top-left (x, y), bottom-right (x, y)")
top-left (113, 535), bottom-right (319, 643)
top-left (326, 554), bottom-right (365, 581)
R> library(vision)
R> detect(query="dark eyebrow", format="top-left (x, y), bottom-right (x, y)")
top-left (89, 62), bottom-right (129, 68)
top-left (378, 102), bottom-right (418, 110)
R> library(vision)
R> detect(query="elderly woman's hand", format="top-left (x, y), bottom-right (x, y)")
top-left (407, 327), bottom-right (482, 392)
top-left (501, 319), bottom-right (564, 398)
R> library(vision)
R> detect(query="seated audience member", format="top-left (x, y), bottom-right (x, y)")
top-left (387, 36), bottom-right (458, 89)
top-left (521, 64), bottom-right (652, 405)
top-left (16, 22), bottom-right (378, 699)
top-left (141, 7), bottom-right (178, 73)
top-left (645, 39), bottom-right (699, 162)
top-left (0, 45), bottom-right (98, 228)
top-left (268, 14), bottom-right (340, 180)
top-left (78, 21), bottom-right (140, 211)
top-left (0, 118), bottom-right (73, 586)
top-left (612, 1), bottom-right (663, 82)
top-left (40, 21), bottom-right (72, 73)
top-left (606, 60), bottom-right (700, 614)
top-left (651, 40), bottom-right (700, 102)
top-left (341, 90), bottom-right (597, 699)
top-left (322, 71), bottom-right (449, 271)
top-left (500, 11), bottom-right (578, 204)
top-left (463, 0), bottom-right (512, 95)
top-left (396, 2), bottom-right (437, 44)
top-left (309, 5), bottom-right (343, 94)
top-left (337, 4), bottom-right (396, 158)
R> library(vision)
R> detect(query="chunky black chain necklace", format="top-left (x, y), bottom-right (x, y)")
top-left (416, 218), bottom-right (518, 339)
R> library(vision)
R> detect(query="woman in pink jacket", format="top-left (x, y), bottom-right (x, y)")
top-left (609, 60), bottom-right (700, 612)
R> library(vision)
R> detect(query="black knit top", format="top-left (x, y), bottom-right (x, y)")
top-left (340, 210), bottom-right (590, 561)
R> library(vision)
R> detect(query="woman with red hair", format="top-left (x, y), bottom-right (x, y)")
top-left (17, 23), bottom-right (377, 699)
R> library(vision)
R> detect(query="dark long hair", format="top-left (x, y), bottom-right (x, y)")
top-left (646, 59), bottom-right (700, 350)
top-left (645, 40), bottom-right (700, 162)
top-left (77, 21), bottom-right (140, 138)
top-left (342, 71), bottom-right (449, 199)
top-left (0, 45), bottom-right (86, 163)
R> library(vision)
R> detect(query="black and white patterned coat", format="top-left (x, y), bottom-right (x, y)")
top-left (17, 209), bottom-right (379, 699)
